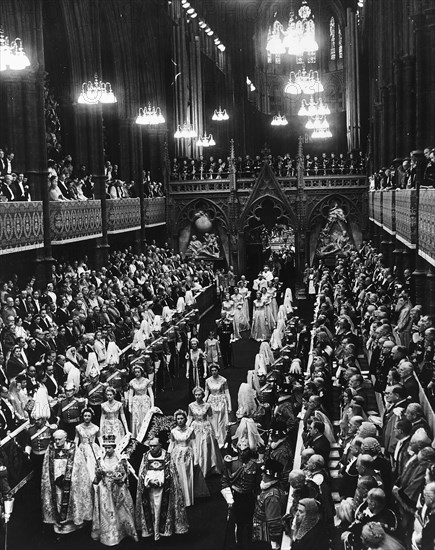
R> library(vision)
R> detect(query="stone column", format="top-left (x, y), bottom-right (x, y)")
top-left (392, 243), bottom-right (404, 277)
top-left (401, 55), bottom-right (416, 155)
top-left (412, 255), bottom-right (427, 309)
top-left (426, 266), bottom-right (435, 316)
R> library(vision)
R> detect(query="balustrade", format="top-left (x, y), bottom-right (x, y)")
top-left (418, 189), bottom-right (435, 262)
top-left (107, 198), bottom-right (141, 233)
top-left (0, 201), bottom-right (44, 255)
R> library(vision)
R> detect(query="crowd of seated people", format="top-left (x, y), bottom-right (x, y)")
top-left (370, 146), bottom-right (435, 190)
top-left (170, 150), bottom-right (366, 180)
top-left (47, 156), bottom-right (164, 201)
top-left (285, 243), bottom-right (435, 550)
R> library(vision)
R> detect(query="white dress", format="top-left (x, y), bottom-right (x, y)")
top-left (204, 375), bottom-right (231, 447)
top-left (129, 377), bottom-right (152, 437)
top-left (100, 400), bottom-right (126, 445)
top-left (168, 426), bottom-right (196, 506)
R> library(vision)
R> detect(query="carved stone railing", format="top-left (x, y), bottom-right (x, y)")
top-left (144, 197), bottom-right (166, 227)
top-left (169, 179), bottom-right (230, 192)
top-left (418, 189), bottom-right (435, 262)
top-left (304, 175), bottom-right (367, 187)
top-left (395, 189), bottom-right (417, 248)
top-left (50, 200), bottom-right (103, 244)
top-left (368, 191), bottom-right (375, 220)
top-left (381, 190), bottom-right (395, 234)
top-left (372, 191), bottom-right (383, 226)
top-left (0, 201), bottom-right (44, 255)
top-left (107, 198), bottom-right (141, 234)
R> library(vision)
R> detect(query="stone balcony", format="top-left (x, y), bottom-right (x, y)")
top-left (0, 197), bottom-right (166, 254)
top-left (369, 189), bottom-right (435, 262)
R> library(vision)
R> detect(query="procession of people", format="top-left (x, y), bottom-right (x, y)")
top-left (1, 239), bottom-right (435, 550)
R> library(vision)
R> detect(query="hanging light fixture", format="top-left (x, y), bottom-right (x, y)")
top-left (174, 122), bottom-right (197, 139)
top-left (284, 65), bottom-right (323, 95)
top-left (0, 28), bottom-right (30, 71)
top-left (77, 74), bottom-right (117, 104)
top-left (197, 133), bottom-right (216, 147)
top-left (312, 127), bottom-right (332, 139)
top-left (218, 43), bottom-right (226, 52)
top-left (298, 95), bottom-right (330, 117)
top-left (199, 20), bottom-right (207, 29)
top-left (136, 104), bottom-right (165, 125)
top-left (212, 107), bottom-right (229, 121)
top-left (265, 1), bottom-right (318, 57)
top-left (271, 113), bottom-right (288, 126)
top-left (266, 21), bottom-right (286, 55)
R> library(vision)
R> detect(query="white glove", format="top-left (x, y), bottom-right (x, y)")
top-left (221, 487), bottom-right (234, 505)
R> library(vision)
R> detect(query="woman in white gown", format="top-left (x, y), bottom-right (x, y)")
top-left (127, 366), bottom-right (154, 437)
top-left (237, 280), bottom-right (251, 322)
top-left (251, 291), bottom-right (269, 342)
top-left (187, 387), bottom-right (223, 476)
top-left (75, 408), bottom-right (101, 480)
top-left (100, 386), bottom-right (129, 445)
top-left (204, 365), bottom-right (232, 447)
top-left (168, 409), bottom-right (208, 506)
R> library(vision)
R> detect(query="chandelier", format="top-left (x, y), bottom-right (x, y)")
top-left (0, 28), bottom-right (30, 71)
top-left (284, 66), bottom-right (323, 95)
top-left (271, 113), bottom-right (288, 126)
top-left (312, 127), bottom-right (332, 139)
top-left (136, 105), bottom-right (165, 125)
top-left (266, 1), bottom-right (318, 57)
top-left (212, 107), bottom-right (229, 121)
top-left (174, 122), bottom-right (197, 139)
top-left (197, 133), bottom-right (216, 147)
top-left (305, 115), bottom-right (329, 130)
top-left (298, 96), bottom-right (330, 117)
top-left (77, 74), bottom-right (117, 104)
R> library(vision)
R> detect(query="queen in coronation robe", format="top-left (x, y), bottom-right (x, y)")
top-left (91, 434), bottom-right (138, 546)
top-left (41, 429), bottom-right (93, 535)
top-left (135, 436), bottom-right (189, 541)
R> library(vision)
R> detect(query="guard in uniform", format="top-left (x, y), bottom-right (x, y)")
top-left (221, 438), bottom-right (262, 549)
top-left (216, 315), bottom-right (233, 369)
top-left (83, 365), bottom-right (107, 425)
top-left (24, 416), bottom-right (57, 479)
top-left (57, 381), bottom-right (86, 440)
top-left (264, 423), bottom-right (293, 490)
top-left (256, 373), bottom-right (276, 430)
top-left (253, 459), bottom-right (286, 549)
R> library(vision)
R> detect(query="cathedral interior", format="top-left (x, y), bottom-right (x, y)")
top-left (1, 0), bottom-right (435, 549)
top-left (0, 0), bottom-right (434, 299)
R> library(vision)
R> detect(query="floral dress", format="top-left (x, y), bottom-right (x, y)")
top-left (205, 375), bottom-right (232, 447)
top-left (75, 422), bottom-right (101, 481)
top-left (100, 400), bottom-right (126, 445)
top-left (187, 401), bottom-right (223, 476)
top-left (129, 377), bottom-right (152, 437)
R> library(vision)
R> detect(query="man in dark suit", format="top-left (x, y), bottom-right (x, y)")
top-left (1, 175), bottom-right (15, 201)
top-left (398, 361), bottom-right (420, 402)
top-left (305, 419), bottom-right (331, 464)
top-left (405, 402), bottom-right (433, 438)
top-left (391, 418), bottom-right (413, 480)
top-left (11, 173), bottom-right (30, 201)
top-left (0, 386), bottom-right (16, 430)
top-left (45, 363), bottom-right (59, 398)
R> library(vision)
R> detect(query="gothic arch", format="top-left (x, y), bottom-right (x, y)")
top-left (176, 198), bottom-right (230, 232)
top-left (239, 195), bottom-right (297, 233)
top-left (307, 193), bottom-right (362, 230)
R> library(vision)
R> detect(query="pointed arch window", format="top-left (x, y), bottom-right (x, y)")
top-left (338, 26), bottom-right (343, 59)
top-left (330, 17), bottom-right (336, 60)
